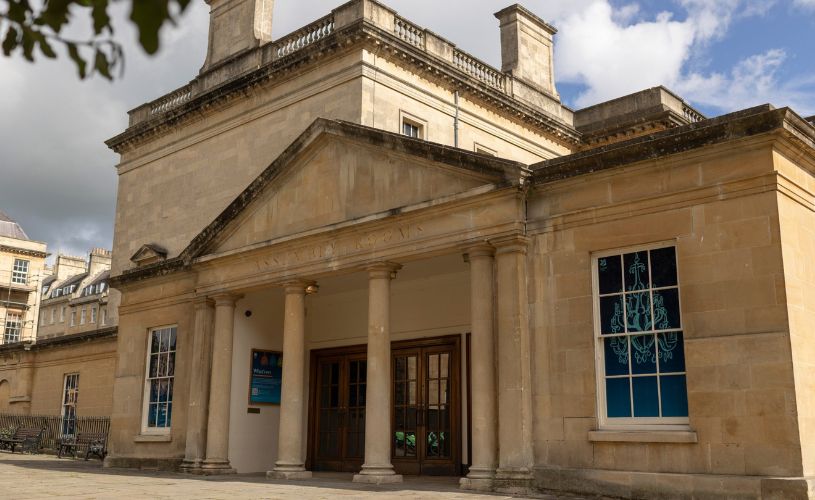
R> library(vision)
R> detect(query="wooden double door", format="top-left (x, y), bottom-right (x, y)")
top-left (308, 336), bottom-right (461, 476)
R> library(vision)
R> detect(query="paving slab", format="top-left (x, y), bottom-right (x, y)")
top-left (0, 453), bottom-right (578, 499)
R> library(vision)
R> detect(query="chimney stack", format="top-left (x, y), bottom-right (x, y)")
top-left (494, 4), bottom-right (558, 97)
top-left (88, 248), bottom-right (112, 277)
top-left (202, 0), bottom-right (275, 72)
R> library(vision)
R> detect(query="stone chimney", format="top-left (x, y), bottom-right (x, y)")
top-left (54, 255), bottom-right (87, 281)
top-left (202, 0), bottom-right (274, 72)
top-left (88, 248), bottom-right (112, 277)
top-left (494, 4), bottom-right (558, 97)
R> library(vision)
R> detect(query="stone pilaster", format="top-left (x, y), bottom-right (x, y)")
top-left (268, 281), bottom-right (314, 480)
top-left (493, 236), bottom-right (535, 492)
top-left (201, 293), bottom-right (240, 475)
top-left (353, 262), bottom-right (403, 485)
top-left (181, 297), bottom-right (215, 473)
top-left (460, 244), bottom-right (498, 491)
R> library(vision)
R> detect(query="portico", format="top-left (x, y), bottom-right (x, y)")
top-left (127, 119), bottom-right (534, 487)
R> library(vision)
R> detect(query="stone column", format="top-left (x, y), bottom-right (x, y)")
top-left (460, 244), bottom-right (498, 491)
top-left (353, 262), bottom-right (403, 484)
top-left (268, 281), bottom-right (314, 480)
top-left (201, 293), bottom-right (239, 474)
top-left (181, 297), bottom-right (215, 473)
top-left (493, 236), bottom-right (534, 487)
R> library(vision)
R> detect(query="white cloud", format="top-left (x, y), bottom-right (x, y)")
top-left (793, 0), bottom-right (815, 8)
top-left (676, 49), bottom-right (815, 115)
top-left (555, 2), bottom-right (695, 107)
top-left (550, 0), bottom-right (814, 114)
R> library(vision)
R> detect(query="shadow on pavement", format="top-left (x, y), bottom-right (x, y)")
top-left (0, 452), bottom-right (530, 498)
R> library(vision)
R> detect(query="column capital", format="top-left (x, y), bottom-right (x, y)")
top-left (193, 296), bottom-right (215, 309)
top-left (365, 261), bottom-right (402, 280)
top-left (211, 293), bottom-right (242, 307)
top-left (280, 280), bottom-right (317, 296)
top-left (462, 242), bottom-right (495, 261)
top-left (491, 235), bottom-right (530, 256)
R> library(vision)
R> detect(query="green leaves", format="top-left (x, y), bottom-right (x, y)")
top-left (0, 0), bottom-right (192, 80)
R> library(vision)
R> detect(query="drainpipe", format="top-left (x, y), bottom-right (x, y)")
top-left (454, 90), bottom-right (460, 148)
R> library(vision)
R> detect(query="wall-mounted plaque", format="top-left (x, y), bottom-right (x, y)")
top-left (249, 349), bottom-right (282, 405)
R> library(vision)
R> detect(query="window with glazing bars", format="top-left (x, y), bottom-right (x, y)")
top-left (61, 373), bottom-right (79, 437)
top-left (3, 312), bottom-right (22, 344)
top-left (594, 245), bottom-right (688, 425)
top-left (144, 326), bottom-right (177, 430)
top-left (11, 259), bottom-right (29, 284)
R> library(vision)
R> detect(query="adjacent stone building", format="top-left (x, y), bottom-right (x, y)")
top-left (103, 1), bottom-right (815, 498)
top-left (0, 246), bottom-right (117, 418)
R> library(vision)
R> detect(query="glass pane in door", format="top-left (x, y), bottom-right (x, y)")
top-left (317, 360), bottom-right (341, 458)
top-left (425, 352), bottom-right (451, 459)
top-left (346, 359), bottom-right (366, 459)
top-left (393, 354), bottom-right (419, 458)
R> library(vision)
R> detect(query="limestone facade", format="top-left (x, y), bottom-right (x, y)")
top-left (102, 1), bottom-right (815, 499)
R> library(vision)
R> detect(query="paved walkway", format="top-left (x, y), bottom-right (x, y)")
top-left (0, 453), bottom-right (573, 499)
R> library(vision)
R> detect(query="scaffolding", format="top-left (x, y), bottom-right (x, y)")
top-left (0, 268), bottom-right (43, 345)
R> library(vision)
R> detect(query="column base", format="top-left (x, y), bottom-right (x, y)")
top-left (179, 459), bottom-right (202, 474)
top-left (494, 468), bottom-right (534, 495)
top-left (200, 460), bottom-right (237, 475)
top-left (267, 465), bottom-right (313, 480)
top-left (352, 473), bottom-right (404, 485)
top-left (459, 477), bottom-right (495, 491)
top-left (460, 467), bottom-right (496, 490)
top-left (353, 465), bottom-right (403, 484)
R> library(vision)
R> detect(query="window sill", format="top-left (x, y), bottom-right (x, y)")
top-left (134, 434), bottom-right (172, 443)
top-left (588, 430), bottom-right (698, 444)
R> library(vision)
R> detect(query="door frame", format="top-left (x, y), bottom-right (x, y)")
top-left (306, 343), bottom-right (366, 472)
top-left (305, 335), bottom-right (464, 475)
top-left (391, 335), bottom-right (462, 476)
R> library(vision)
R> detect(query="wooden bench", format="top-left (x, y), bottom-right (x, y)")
top-left (0, 427), bottom-right (44, 454)
top-left (57, 432), bottom-right (108, 461)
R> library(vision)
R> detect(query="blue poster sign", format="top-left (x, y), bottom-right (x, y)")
top-left (250, 350), bottom-right (283, 404)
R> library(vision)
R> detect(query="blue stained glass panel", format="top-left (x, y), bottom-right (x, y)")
top-left (604, 337), bottom-right (629, 376)
top-left (653, 288), bottom-right (681, 330)
top-left (598, 255), bottom-right (623, 294)
top-left (658, 332), bottom-right (685, 372)
top-left (606, 378), bottom-right (631, 417)
top-left (150, 380), bottom-right (159, 402)
top-left (147, 404), bottom-right (158, 426)
top-left (660, 375), bottom-right (689, 417)
top-left (151, 331), bottom-right (160, 353)
top-left (631, 335), bottom-right (657, 374)
top-left (156, 403), bottom-right (168, 427)
top-left (626, 292), bottom-right (652, 332)
top-left (632, 376), bottom-right (660, 417)
top-left (600, 295), bottom-right (625, 334)
top-left (650, 247), bottom-right (677, 288)
top-left (624, 251), bottom-right (650, 291)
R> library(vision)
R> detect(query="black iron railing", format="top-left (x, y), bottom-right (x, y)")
top-left (0, 413), bottom-right (110, 453)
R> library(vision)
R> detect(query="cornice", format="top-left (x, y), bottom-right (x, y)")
top-left (106, 19), bottom-right (580, 154)
top-left (0, 245), bottom-right (47, 259)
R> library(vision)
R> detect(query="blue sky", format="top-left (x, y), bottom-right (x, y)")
top-left (1, 0), bottom-right (813, 257)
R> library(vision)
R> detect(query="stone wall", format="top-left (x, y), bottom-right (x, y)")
top-left (527, 138), bottom-right (809, 497)
top-left (0, 335), bottom-right (116, 417)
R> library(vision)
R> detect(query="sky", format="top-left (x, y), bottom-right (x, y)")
top-left (1, 0), bottom-right (814, 259)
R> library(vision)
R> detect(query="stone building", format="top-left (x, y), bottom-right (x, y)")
top-left (0, 247), bottom-right (117, 418)
top-left (0, 211), bottom-right (47, 348)
top-left (103, 1), bottom-right (815, 498)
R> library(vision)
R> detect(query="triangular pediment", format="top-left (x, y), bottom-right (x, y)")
top-left (183, 119), bottom-right (525, 260)
top-left (130, 243), bottom-right (168, 267)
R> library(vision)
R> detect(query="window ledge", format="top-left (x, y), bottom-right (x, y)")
top-left (134, 434), bottom-right (172, 443)
top-left (588, 430), bottom-right (698, 444)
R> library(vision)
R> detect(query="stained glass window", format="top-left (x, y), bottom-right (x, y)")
top-left (144, 326), bottom-right (177, 430)
top-left (595, 246), bottom-right (688, 421)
